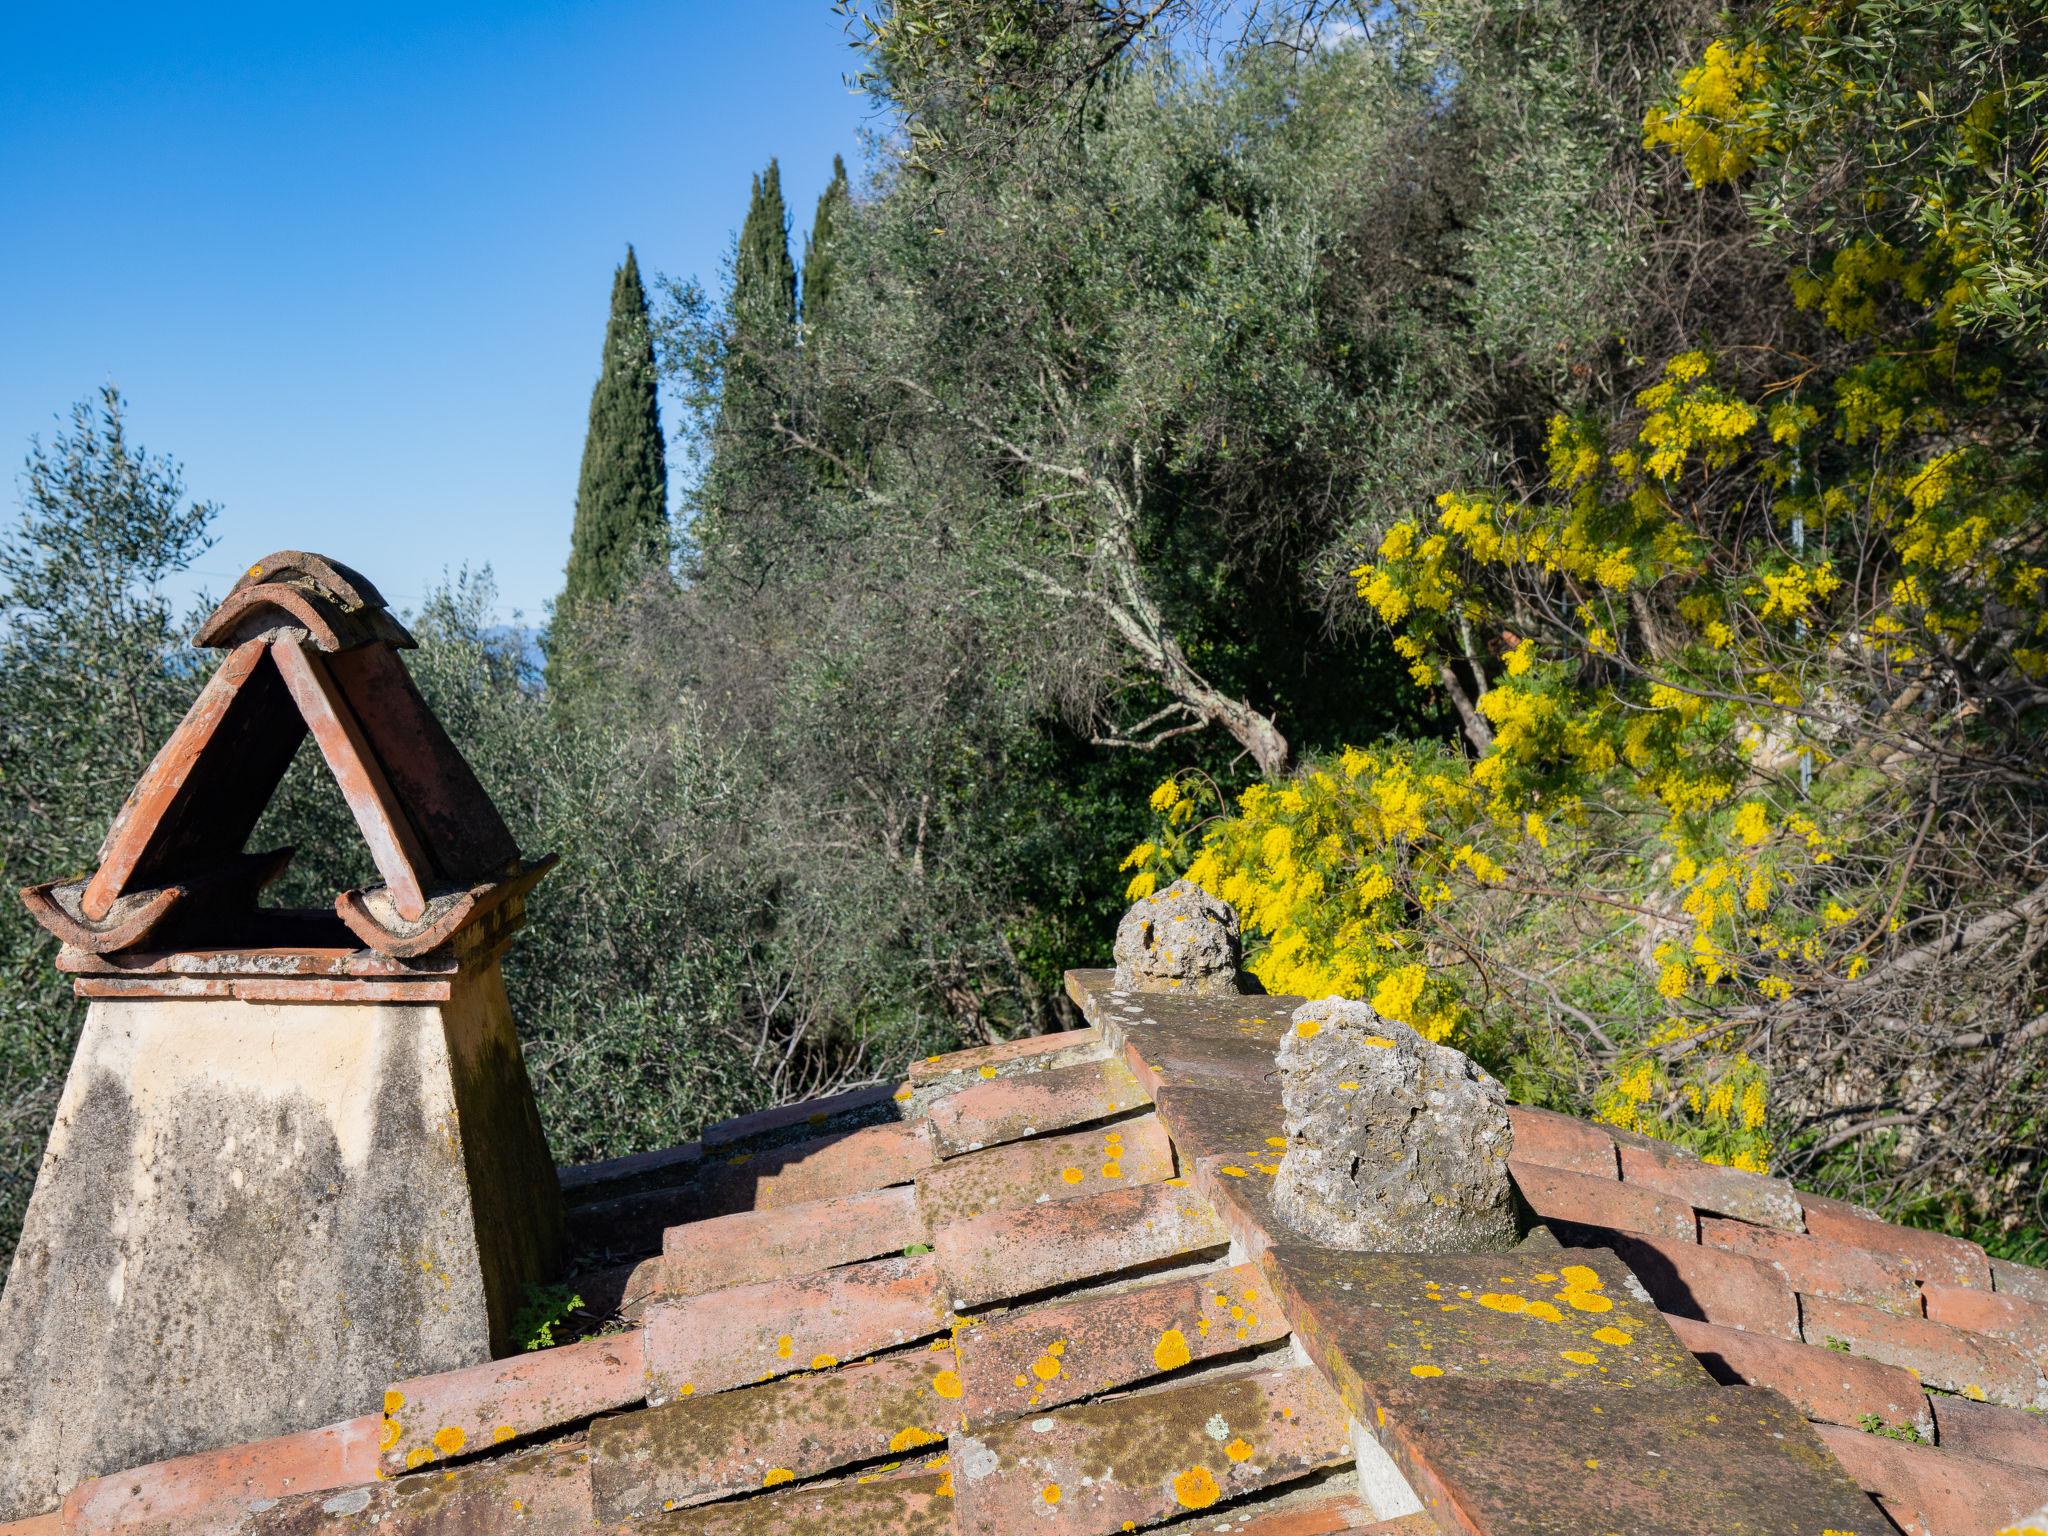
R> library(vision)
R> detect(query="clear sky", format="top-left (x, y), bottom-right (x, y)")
top-left (0, 1), bottom-right (878, 624)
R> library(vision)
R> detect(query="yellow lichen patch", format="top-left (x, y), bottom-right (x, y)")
top-left (1048, 1339), bottom-right (1066, 1357)
top-left (378, 1418), bottom-right (402, 1451)
top-left (936, 1471), bottom-right (954, 1498)
top-left (1561, 1350), bottom-right (1599, 1365)
top-left (890, 1425), bottom-right (943, 1453)
top-left (1225, 1437), bottom-right (1256, 1462)
top-left (1476, 1293), bottom-right (1527, 1314)
top-left (1031, 1353), bottom-right (1063, 1382)
top-left (1295, 1019), bottom-right (1322, 1039)
top-left (1532, 1273), bottom-right (1558, 1284)
top-left (1061, 1166), bottom-right (1085, 1184)
top-left (1364, 1035), bottom-right (1395, 1048)
top-left (1522, 1301), bottom-right (1564, 1323)
top-left (1963, 1384), bottom-right (1988, 1401)
top-left (979, 1065), bottom-right (998, 1079)
top-left (1041, 1484), bottom-right (1062, 1505)
top-left (811, 1354), bottom-right (839, 1370)
top-left (1264, 1137), bottom-right (1287, 1148)
top-left (680, 1383), bottom-right (695, 1396)
top-left (383, 1390), bottom-right (405, 1415)
top-left (932, 1368), bottom-right (964, 1399)
top-left (1174, 1466), bottom-right (1222, 1509)
top-left (1585, 1458), bottom-right (1600, 1470)
top-left (1102, 1160), bottom-right (1123, 1179)
top-left (1154, 1327), bottom-right (1193, 1371)
top-left (894, 1084), bottom-right (913, 1101)
top-left (431, 1426), bottom-right (466, 1456)
top-left (405, 1447), bottom-right (435, 1471)
top-left (775, 1334), bottom-right (795, 1360)
top-left (1558, 1264), bottom-right (1602, 1290)
top-left (1592, 1327), bottom-right (1633, 1348)
top-left (1561, 1291), bottom-right (1613, 1314)
top-left (1410, 1364), bottom-right (1443, 1378)
top-left (1339, 1080), bottom-right (1360, 1091)
top-left (492, 1424), bottom-right (515, 1444)
top-left (1220, 1165), bottom-right (1248, 1178)
top-left (764, 1468), bottom-right (796, 1487)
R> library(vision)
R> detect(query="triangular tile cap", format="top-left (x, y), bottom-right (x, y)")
top-left (194, 549), bottom-right (416, 652)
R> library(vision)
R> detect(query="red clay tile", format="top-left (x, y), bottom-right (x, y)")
top-left (1173, 1489), bottom-right (1388, 1534)
top-left (1123, 1034), bottom-right (1168, 1097)
top-left (724, 1118), bottom-right (938, 1209)
top-left (558, 1140), bottom-right (702, 1201)
top-left (916, 1113), bottom-right (1175, 1227)
top-left (1602, 1232), bottom-right (1800, 1339)
top-left (1664, 1313), bottom-right (1933, 1437)
top-left (1506, 1105), bottom-right (1620, 1178)
top-left (1378, 1380), bottom-right (1878, 1536)
top-left (950, 1365), bottom-right (1351, 1536)
top-left (1995, 1257), bottom-right (2048, 1306)
top-left (1817, 1420), bottom-right (2048, 1536)
top-left (0, 1515), bottom-right (59, 1535)
top-left (1923, 1279), bottom-right (2048, 1366)
top-left (934, 1178), bottom-right (1228, 1310)
top-left (377, 1329), bottom-right (644, 1476)
top-left (1109, 994), bottom-right (1290, 1089)
top-left (1801, 1292), bottom-right (2048, 1409)
top-left (908, 1026), bottom-right (1101, 1085)
top-left (1800, 1192), bottom-right (1993, 1289)
top-left (641, 1468), bottom-right (955, 1536)
top-left (660, 1183), bottom-right (926, 1293)
top-left (1510, 1160), bottom-right (1698, 1244)
top-left (1262, 1242), bottom-right (1707, 1419)
top-left (62, 1416), bottom-right (380, 1534)
top-left (589, 1349), bottom-right (964, 1517)
top-left (1152, 1082), bottom-right (1288, 1167)
top-left (955, 1261), bottom-right (1284, 1426)
top-left (1193, 1152), bottom-right (1291, 1264)
top-left (233, 1436), bottom-right (595, 1532)
top-left (1617, 1141), bottom-right (1803, 1231)
top-left (1701, 1214), bottom-right (1923, 1315)
top-left (927, 1057), bottom-right (1148, 1156)
top-left (1929, 1390), bottom-right (2048, 1472)
top-left (701, 1082), bottom-right (903, 1149)
top-left (643, 1253), bottom-right (951, 1404)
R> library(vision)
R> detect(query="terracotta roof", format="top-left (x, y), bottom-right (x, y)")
top-left (17, 971), bottom-right (2048, 1535)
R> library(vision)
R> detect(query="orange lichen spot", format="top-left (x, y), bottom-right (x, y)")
top-left (1220, 1165), bottom-right (1248, 1178)
top-left (1041, 1484), bottom-right (1062, 1505)
top-left (1174, 1466), bottom-right (1222, 1509)
top-left (1166, 1176), bottom-right (1188, 1186)
top-left (932, 1368), bottom-right (964, 1399)
top-left (1592, 1327), bottom-right (1632, 1348)
top-left (1456, 1289), bottom-right (1473, 1299)
top-left (1561, 1291), bottom-right (1613, 1314)
top-left (1295, 1019), bottom-right (1322, 1039)
top-left (1339, 1080), bottom-right (1360, 1091)
top-left (1197, 1317), bottom-right (1211, 1336)
top-left (1061, 1166), bottom-right (1086, 1185)
top-left (894, 1084), bottom-right (914, 1101)
top-left (1263, 1136), bottom-right (1287, 1149)
top-left (764, 1468), bottom-right (796, 1487)
top-left (811, 1354), bottom-right (839, 1370)
top-left (1102, 1159), bottom-right (1123, 1179)
top-left (1015, 1373), bottom-right (1028, 1387)
top-left (1558, 1264), bottom-right (1601, 1290)
top-left (1229, 1304), bottom-right (1245, 1322)
top-left (680, 1383), bottom-right (696, 1396)
top-left (1585, 1458), bottom-right (1600, 1470)
top-left (492, 1424), bottom-right (515, 1445)
top-left (431, 1426), bottom-right (466, 1456)
top-left (775, 1334), bottom-right (795, 1359)
top-left (1410, 1364), bottom-right (1444, 1378)
top-left (1523, 1301), bottom-right (1564, 1324)
top-left (1476, 1293), bottom-right (1527, 1314)
top-left (511, 1499), bottom-right (523, 1512)
top-left (383, 1390), bottom-right (405, 1415)
top-left (378, 1420), bottom-right (402, 1452)
top-left (1363, 1034), bottom-right (1395, 1048)
top-left (1154, 1327), bottom-right (1193, 1371)
top-left (1963, 1384), bottom-right (1988, 1401)
top-left (1031, 1353), bottom-right (1063, 1382)
top-left (1225, 1437), bottom-right (1256, 1462)
top-left (404, 1447), bottom-right (435, 1471)
top-left (891, 1425), bottom-right (943, 1453)
top-left (1561, 1350), bottom-right (1599, 1365)
top-left (936, 1471), bottom-right (955, 1498)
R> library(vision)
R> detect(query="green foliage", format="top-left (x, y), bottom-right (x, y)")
top-left (1858, 1412), bottom-right (1924, 1444)
top-left (562, 248), bottom-right (669, 616)
top-left (512, 1283), bottom-right (585, 1352)
top-left (802, 155), bottom-right (852, 338)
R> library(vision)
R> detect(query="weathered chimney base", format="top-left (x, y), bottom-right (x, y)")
top-left (0, 961), bottom-right (562, 1519)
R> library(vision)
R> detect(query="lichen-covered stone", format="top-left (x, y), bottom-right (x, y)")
top-left (1271, 997), bottom-right (1515, 1253)
top-left (1112, 881), bottom-right (1243, 997)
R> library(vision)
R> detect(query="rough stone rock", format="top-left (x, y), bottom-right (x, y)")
top-left (1112, 880), bottom-right (1243, 996)
top-left (1272, 997), bottom-right (1516, 1253)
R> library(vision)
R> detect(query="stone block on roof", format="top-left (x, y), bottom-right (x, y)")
top-left (1929, 1389), bottom-right (2048, 1472)
top-left (1151, 1083), bottom-right (1288, 1169)
top-left (934, 1178), bottom-right (1228, 1310)
top-left (1510, 1160), bottom-right (1699, 1245)
top-left (927, 1056), bottom-right (1149, 1158)
top-left (1376, 1381), bottom-right (1879, 1536)
top-left (1799, 1191), bottom-right (1992, 1289)
top-left (643, 1467), bottom-right (956, 1536)
top-left (1106, 994), bottom-right (1291, 1090)
top-left (378, 1328), bottom-right (643, 1477)
top-left (62, 1416), bottom-right (380, 1535)
top-left (642, 1253), bottom-right (951, 1404)
top-left (1664, 1313), bottom-right (1933, 1438)
top-left (1260, 1244), bottom-right (1706, 1422)
top-left (955, 1261), bottom-right (1285, 1427)
top-left (1616, 1140), bottom-right (1803, 1232)
top-left (1700, 1214), bottom-right (1923, 1316)
top-left (1601, 1232), bottom-right (1800, 1339)
top-left (916, 1114), bottom-right (1175, 1228)
top-left (950, 1364), bottom-right (1351, 1536)
top-left (1817, 1418), bottom-right (2048, 1536)
top-left (1800, 1291), bottom-right (2048, 1410)
top-left (588, 1348), bottom-right (963, 1518)
top-left (660, 1183), bottom-right (925, 1296)
top-left (1504, 1106), bottom-right (1619, 1179)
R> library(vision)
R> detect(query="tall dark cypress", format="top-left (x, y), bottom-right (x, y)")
top-left (563, 247), bottom-right (668, 612)
top-left (732, 160), bottom-right (798, 347)
top-left (801, 155), bottom-right (851, 338)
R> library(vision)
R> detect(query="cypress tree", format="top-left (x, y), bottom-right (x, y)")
top-left (562, 246), bottom-right (668, 612)
top-left (732, 160), bottom-right (798, 348)
top-left (801, 155), bottom-right (851, 338)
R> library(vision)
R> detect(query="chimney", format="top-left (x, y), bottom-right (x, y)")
top-left (0, 553), bottom-right (565, 1519)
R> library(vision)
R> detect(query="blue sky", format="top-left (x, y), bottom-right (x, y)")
top-left (0, 1), bottom-right (878, 624)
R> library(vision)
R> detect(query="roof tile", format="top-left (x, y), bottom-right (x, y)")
top-left (950, 1364), bottom-right (1350, 1536)
top-left (916, 1113), bottom-right (1174, 1228)
top-left (659, 1183), bottom-right (925, 1296)
top-left (954, 1261), bottom-right (1285, 1427)
top-left (1921, 1278), bottom-right (2048, 1368)
top-left (639, 1467), bottom-right (954, 1536)
top-left (1928, 1389), bottom-right (2048, 1472)
top-left (1664, 1313), bottom-right (1933, 1437)
top-left (1799, 1192), bottom-right (1992, 1289)
top-left (1510, 1160), bottom-right (1699, 1245)
top-left (588, 1349), bottom-right (962, 1518)
top-left (377, 1329), bottom-right (643, 1477)
top-left (701, 1083), bottom-right (903, 1151)
top-left (1995, 1256), bottom-right (2048, 1306)
top-left (1151, 1083), bottom-right (1287, 1167)
top-left (643, 1253), bottom-right (951, 1404)
top-left (1172, 1491), bottom-right (1396, 1534)
top-left (934, 1178), bottom-right (1228, 1310)
top-left (928, 1057), bottom-right (1148, 1157)
top-left (1799, 1291), bottom-right (2048, 1410)
top-left (1602, 1232), bottom-right (1800, 1339)
top-left (235, 1437), bottom-right (594, 1533)
top-left (1616, 1141), bottom-right (1803, 1231)
top-left (908, 1026), bottom-right (1101, 1086)
top-left (1505, 1105), bottom-right (1620, 1179)
top-left (1700, 1214), bottom-right (1923, 1315)
top-left (1815, 1419), bottom-right (2048, 1536)
top-left (62, 1416), bottom-right (379, 1534)
top-left (1100, 994), bottom-right (1290, 1089)
top-left (724, 1118), bottom-right (937, 1210)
